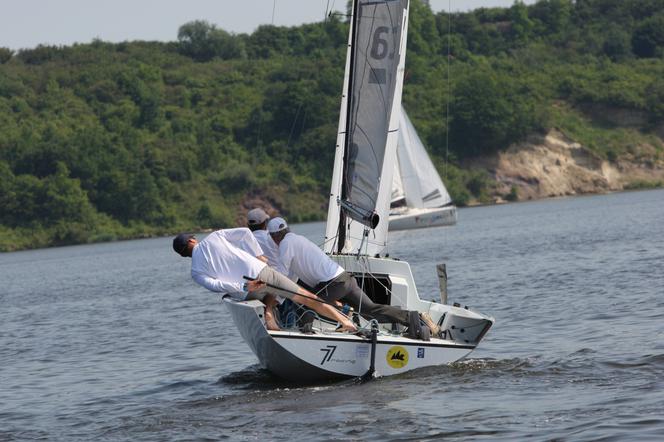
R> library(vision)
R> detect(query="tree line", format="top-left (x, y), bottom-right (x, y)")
top-left (1, 0), bottom-right (663, 251)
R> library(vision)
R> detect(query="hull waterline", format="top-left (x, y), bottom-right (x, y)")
top-left (223, 291), bottom-right (493, 382)
top-left (389, 206), bottom-right (457, 231)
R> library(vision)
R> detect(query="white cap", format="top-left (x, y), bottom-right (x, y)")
top-left (247, 208), bottom-right (269, 225)
top-left (267, 217), bottom-right (288, 233)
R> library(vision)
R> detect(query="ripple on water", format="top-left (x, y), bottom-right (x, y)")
top-left (3, 190), bottom-right (664, 441)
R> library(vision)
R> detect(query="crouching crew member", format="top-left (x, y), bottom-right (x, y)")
top-left (268, 217), bottom-right (425, 335)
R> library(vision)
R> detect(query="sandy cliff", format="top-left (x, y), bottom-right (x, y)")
top-left (472, 129), bottom-right (664, 202)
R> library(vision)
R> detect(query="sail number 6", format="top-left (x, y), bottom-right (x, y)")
top-left (370, 26), bottom-right (390, 60)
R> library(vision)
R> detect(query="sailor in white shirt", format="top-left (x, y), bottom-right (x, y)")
top-left (246, 208), bottom-right (287, 275)
top-left (268, 217), bottom-right (415, 328)
top-left (173, 229), bottom-right (357, 332)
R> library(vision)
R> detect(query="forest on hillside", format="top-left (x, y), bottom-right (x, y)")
top-left (1, 0), bottom-right (664, 251)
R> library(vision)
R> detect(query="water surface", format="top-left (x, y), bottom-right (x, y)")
top-left (2, 189), bottom-right (663, 440)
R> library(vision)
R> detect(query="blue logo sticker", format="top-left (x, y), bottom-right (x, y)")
top-left (356, 345), bottom-right (370, 358)
top-left (417, 348), bottom-right (425, 358)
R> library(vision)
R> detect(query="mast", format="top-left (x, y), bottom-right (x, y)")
top-left (324, 0), bottom-right (410, 257)
top-left (324, 0), bottom-right (356, 255)
top-left (336, 0), bottom-right (361, 254)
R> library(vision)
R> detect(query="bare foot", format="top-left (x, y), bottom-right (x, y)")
top-left (264, 305), bottom-right (281, 331)
top-left (266, 319), bottom-right (281, 331)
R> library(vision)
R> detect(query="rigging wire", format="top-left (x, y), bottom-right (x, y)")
top-left (286, 103), bottom-right (303, 149)
top-left (355, 227), bottom-right (373, 317)
top-left (445, 0), bottom-right (451, 185)
top-left (324, 0), bottom-right (332, 21)
top-left (443, 0), bottom-right (453, 249)
top-left (272, 0), bottom-right (277, 25)
top-left (254, 0), bottom-right (280, 154)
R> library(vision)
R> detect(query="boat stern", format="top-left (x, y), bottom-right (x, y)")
top-left (437, 305), bottom-right (494, 345)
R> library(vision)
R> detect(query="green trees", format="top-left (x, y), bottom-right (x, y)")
top-left (117, 63), bottom-right (164, 129)
top-left (450, 67), bottom-right (545, 157)
top-left (0, 162), bottom-right (94, 230)
top-left (0, 47), bottom-right (12, 64)
top-left (510, 1), bottom-right (535, 45)
top-left (407, 0), bottom-right (439, 58)
top-left (0, 0), bottom-right (663, 251)
top-left (602, 24), bottom-right (632, 61)
top-left (645, 79), bottom-right (664, 121)
top-left (632, 13), bottom-right (664, 57)
top-left (177, 20), bottom-right (246, 61)
top-left (531, 0), bottom-right (571, 35)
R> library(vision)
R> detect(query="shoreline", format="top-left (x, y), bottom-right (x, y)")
top-left (464, 185), bottom-right (664, 209)
top-left (3, 186), bottom-right (662, 254)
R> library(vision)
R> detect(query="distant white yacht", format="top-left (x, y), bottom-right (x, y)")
top-left (389, 107), bottom-right (457, 230)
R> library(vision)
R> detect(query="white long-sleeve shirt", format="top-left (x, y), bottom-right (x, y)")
top-left (252, 229), bottom-right (288, 275)
top-left (278, 232), bottom-right (344, 288)
top-left (191, 228), bottom-right (266, 298)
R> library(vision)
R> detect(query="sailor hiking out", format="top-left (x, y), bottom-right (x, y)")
top-left (172, 228), bottom-right (357, 332)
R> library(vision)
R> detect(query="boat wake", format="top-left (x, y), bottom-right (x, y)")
top-left (214, 350), bottom-right (664, 393)
top-left (216, 364), bottom-right (282, 388)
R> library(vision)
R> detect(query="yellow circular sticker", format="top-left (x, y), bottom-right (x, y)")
top-left (386, 346), bottom-right (409, 369)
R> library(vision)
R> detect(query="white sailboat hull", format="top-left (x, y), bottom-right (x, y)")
top-left (389, 205), bottom-right (457, 231)
top-left (224, 298), bottom-right (480, 382)
top-left (218, 0), bottom-right (493, 384)
top-left (223, 256), bottom-right (493, 382)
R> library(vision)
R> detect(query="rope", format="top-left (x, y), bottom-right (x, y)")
top-left (243, 275), bottom-right (361, 321)
top-left (318, 234), bottom-right (339, 250)
top-left (286, 102), bottom-right (303, 149)
top-left (324, 0), bottom-right (332, 22)
top-left (445, 0), bottom-right (451, 185)
top-left (355, 227), bottom-right (373, 317)
top-left (276, 296), bottom-right (379, 336)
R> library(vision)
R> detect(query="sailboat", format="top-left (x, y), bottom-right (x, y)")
top-left (223, 0), bottom-right (493, 382)
top-left (389, 107), bottom-right (457, 230)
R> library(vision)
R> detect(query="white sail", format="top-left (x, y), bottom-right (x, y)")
top-left (323, 3), bottom-right (354, 254)
top-left (396, 107), bottom-right (453, 209)
top-left (324, 0), bottom-right (410, 257)
top-left (391, 161), bottom-right (406, 206)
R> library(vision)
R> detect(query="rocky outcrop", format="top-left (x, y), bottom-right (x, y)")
top-left (473, 130), bottom-right (664, 201)
top-left (237, 189), bottom-right (284, 225)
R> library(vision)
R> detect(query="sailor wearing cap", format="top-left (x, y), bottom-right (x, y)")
top-left (172, 229), bottom-right (357, 332)
top-left (246, 208), bottom-right (287, 276)
top-left (268, 217), bottom-right (416, 328)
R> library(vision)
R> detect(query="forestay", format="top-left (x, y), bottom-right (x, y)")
top-left (324, 0), bottom-right (410, 257)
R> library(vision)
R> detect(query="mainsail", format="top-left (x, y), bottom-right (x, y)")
top-left (324, 0), bottom-right (410, 256)
top-left (394, 107), bottom-right (453, 210)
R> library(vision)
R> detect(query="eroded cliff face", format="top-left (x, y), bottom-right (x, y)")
top-left (472, 130), bottom-right (664, 202)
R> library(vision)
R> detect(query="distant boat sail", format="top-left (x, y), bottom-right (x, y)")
top-left (389, 107), bottom-right (457, 230)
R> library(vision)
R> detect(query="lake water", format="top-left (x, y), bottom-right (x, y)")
top-left (2, 189), bottom-right (663, 441)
